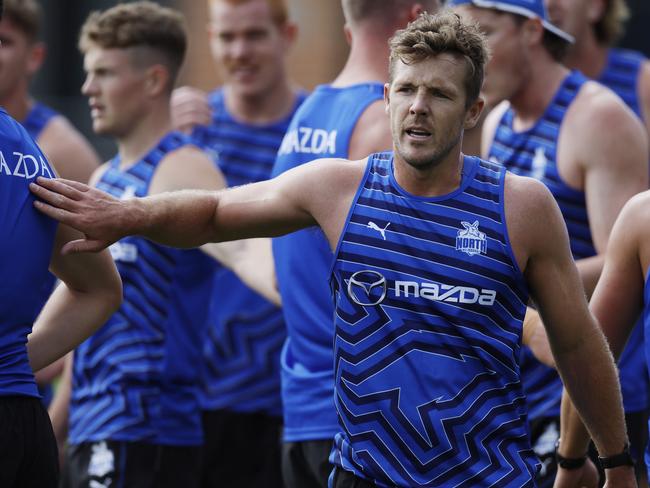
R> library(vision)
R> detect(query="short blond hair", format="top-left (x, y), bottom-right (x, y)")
top-left (389, 10), bottom-right (489, 107)
top-left (79, 1), bottom-right (187, 85)
top-left (209, 0), bottom-right (289, 25)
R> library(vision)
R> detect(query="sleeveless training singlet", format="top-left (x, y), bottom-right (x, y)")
top-left (273, 83), bottom-right (384, 441)
top-left (68, 132), bottom-right (217, 446)
top-left (331, 153), bottom-right (536, 487)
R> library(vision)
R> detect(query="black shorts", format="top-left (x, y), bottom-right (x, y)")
top-left (330, 467), bottom-right (375, 488)
top-left (282, 439), bottom-right (334, 488)
top-left (201, 408), bottom-right (283, 488)
top-left (0, 395), bottom-right (59, 488)
top-left (61, 440), bottom-right (202, 488)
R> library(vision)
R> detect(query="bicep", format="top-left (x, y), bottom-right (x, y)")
top-left (523, 189), bottom-right (593, 352)
top-left (582, 105), bottom-right (648, 252)
top-left (589, 204), bottom-right (645, 356)
top-left (49, 223), bottom-right (119, 292)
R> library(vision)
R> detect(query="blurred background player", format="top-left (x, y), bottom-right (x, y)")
top-left (272, 1), bottom-right (440, 486)
top-left (545, 0), bottom-right (650, 477)
top-left (49, 3), bottom-right (227, 487)
top-left (0, 0), bottom-right (103, 404)
top-left (0, 19), bottom-right (121, 481)
top-left (171, 0), bottom-right (304, 485)
top-left (452, 0), bottom-right (648, 485)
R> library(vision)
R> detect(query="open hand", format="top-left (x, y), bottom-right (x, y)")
top-left (29, 177), bottom-right (130, 254)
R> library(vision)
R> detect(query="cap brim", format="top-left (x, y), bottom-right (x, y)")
top-left (458, 0), bottom-right (575, 44)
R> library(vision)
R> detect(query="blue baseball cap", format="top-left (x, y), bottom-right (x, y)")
top-left (449, 0), bottom-right (574, 43)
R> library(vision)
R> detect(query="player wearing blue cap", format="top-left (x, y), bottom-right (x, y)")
top-left (452, 0), bottom-right (648, 485)
top-left (31, 10), bottom-right (636, 488)
top-left (546, 0), bottom-right (650, 480)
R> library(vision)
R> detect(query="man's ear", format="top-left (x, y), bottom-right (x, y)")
top-left (26, 41), bottom-right (46, 77)
top-left (464, 96), bottom-right (485, 129)
top-left (384, 83), bottom-right (391, 114)
top-left (145, 64), bottom-right (171, 98)
top-left (280, 21), bottom-right (298, 49)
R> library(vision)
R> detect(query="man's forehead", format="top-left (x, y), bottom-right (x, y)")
top-left (209, 0), bottom-right (275, 25)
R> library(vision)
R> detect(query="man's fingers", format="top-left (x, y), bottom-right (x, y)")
top-left (61, 238), bottom-right (108, 255)
top-left (55, 178), bottom-right (92, 193)
top-left (32, 177), bottom-right (86, 202)
top-left (33, 200), bottom-right (82, 225)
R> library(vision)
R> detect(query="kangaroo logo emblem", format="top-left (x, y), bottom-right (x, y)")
top-left (367, 221), bottom-right (390, 240)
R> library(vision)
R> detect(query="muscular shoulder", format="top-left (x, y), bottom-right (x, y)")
top-left (481, 101), bottom-right (510, 159)
top-left (37, 115), bottom-right (100, 183)
top-left (150, 144), bottom-right (226, 194)
top-left (567, 80), bottom-right (645, 144)
top-left (348, 99), bottom-right (392, 160)
top-left (563, 80), bottom-right (647, 169)
top-left (504, 173), bottom-right (565, 271)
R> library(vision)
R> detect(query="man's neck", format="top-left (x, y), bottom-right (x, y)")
top-left (0, 83), bottom-right (32, 122)
top-left (565, 32), bottom-right (609, 79)
top-left (224, 77), bottom-right (296, 125)
top-left (332, 31), bottom-right (390, 87)
top-left (117, 103), bottom-right (173, 169)
top-left (509, 56), bottom-right (570, 132)
top-left (393, 148), bottom-right (465, 198)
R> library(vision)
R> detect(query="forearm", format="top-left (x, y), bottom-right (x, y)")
top-left (202, 239), bottom-right (282, 306)
top-left (28, 283), bottom-right (120, 372)
top-left (130, 189), bottom-right (223, 248)
top-left (554, 325), bottom-right (627, 457)
top-left (48, 353), bottom-right (72, 447)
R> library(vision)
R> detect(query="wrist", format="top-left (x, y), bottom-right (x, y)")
top-left (555, 439), bottom-right (588, 470)
top-left (598, 443), bottom-right (635, 470)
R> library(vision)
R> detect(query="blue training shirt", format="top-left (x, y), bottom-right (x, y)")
top-left (597, 48), bottom-right (649, 413)
top-left (0, 108), bottom-right (57, 398)
top-left (272, 83), bottom-right (385, 441)
top-left (489, 71), bottom-right (592, 421)
top-left (22, 102), bottom-right (60, 407)
top-left (68, 132), bottom-right (217, 446)
top-left (192, 89), bottom-right (305, 416)
top-left (331, 153), bottom-right (536, 487)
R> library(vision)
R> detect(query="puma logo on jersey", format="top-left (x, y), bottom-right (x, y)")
top-left (278, 127), bottom-right (337, 156)
top-left (367, 221), bottom-right (390, 240)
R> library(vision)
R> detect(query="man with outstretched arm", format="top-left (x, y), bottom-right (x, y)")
top-left (32, 11), bottom-right (634, 487)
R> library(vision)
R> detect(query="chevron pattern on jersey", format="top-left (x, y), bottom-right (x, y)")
top-left (192, 89), bottom-right (301, 414)
top-left (202, 298), bottom-right (285, 412)
top-left (70, 133), bottom-right (212, 444)
top-left (331, 154), bottom-right (537, 487)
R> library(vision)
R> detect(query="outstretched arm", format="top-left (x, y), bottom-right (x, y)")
top-left (30, 157), bottom-right (364, 253)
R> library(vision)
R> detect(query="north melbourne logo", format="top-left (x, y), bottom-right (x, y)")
top-left (456, 221), bottom-right (487, 256)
